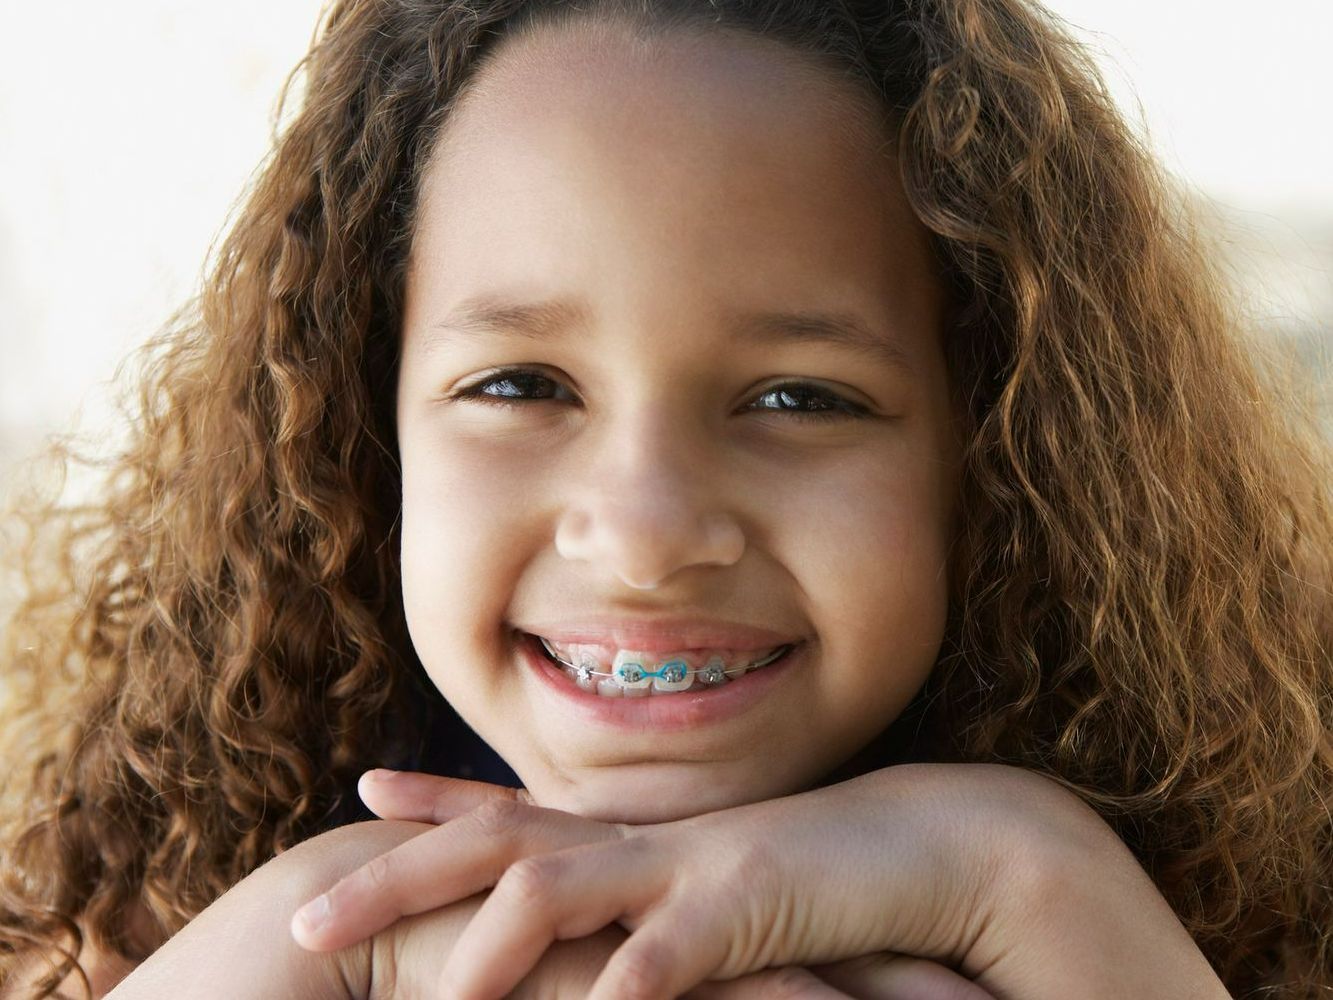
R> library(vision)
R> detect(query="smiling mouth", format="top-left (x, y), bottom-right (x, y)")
top-left (524, 631), bottom-right (798, 696)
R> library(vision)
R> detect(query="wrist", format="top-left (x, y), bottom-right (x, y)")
top-left (958, 767), bottom-right (1230, 1000)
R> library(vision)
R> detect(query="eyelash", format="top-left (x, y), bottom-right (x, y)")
top-left (451, 367), bottom-right (871, 422)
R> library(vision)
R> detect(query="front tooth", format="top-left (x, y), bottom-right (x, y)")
top-left (651, 657), bottom-right (694, 692)
top-left (611, 650), bottom-right (653, 691)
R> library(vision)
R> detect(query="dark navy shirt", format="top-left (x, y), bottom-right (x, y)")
top-left (323, 697), bottom-right (522, 830)
top-left (404, 701), bottom-right (523, 786)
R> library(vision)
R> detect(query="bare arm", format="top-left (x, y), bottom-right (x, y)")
top-left (94, 821), bottom-right (636, 1000)
top-left (105, 821), bottom-right (425, 1000)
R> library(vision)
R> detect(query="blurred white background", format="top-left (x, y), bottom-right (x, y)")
top-left (1, 0), bottom-right (1330, 489)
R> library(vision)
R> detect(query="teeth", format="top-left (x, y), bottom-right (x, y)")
top-left (696, 655), bottom-right (731, 686)
top-left (651, 658), bottom-right (694, 693)
top-left (573, 651), bottom-right (599, 692)
top-left (538, 636), bottom-right (791, 698)
top-left (610, 650), bottom-right (653, 689)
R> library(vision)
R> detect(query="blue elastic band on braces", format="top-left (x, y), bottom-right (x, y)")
top-left (538, 636), bottom-right (793, 683)
top-left (613, 659), bottom-right (689, 684)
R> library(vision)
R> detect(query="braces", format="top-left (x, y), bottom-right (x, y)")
top-left (537, 636), bottom-right (794, 686)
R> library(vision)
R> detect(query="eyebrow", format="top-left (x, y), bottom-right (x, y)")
top-left (425, 295), bottom-right (915, 374)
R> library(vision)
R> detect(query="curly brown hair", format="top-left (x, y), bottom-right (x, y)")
top-left (2, 0), bottom-right (1329, 996)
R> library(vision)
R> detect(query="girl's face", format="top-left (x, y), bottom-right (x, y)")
top-left (396, 22), bottom-right (960, 823)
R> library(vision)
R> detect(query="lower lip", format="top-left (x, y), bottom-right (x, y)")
top-left (516, 631), bottom-right (803, 734)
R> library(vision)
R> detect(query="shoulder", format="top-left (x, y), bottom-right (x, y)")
top-left (4, 823), bottom-right (431, 1000)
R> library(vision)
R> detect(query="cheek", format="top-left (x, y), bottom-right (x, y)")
top-left (775, 447), bottom-right (952, 656)
top-left (398, 432), bottom-right (537, 652)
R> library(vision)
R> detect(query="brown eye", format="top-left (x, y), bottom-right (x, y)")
top-left (453, 368), bottom-right (575, 406)
top-left (748, 381), bottom-right (868, 422)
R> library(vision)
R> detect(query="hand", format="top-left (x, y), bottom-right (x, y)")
top-left (292, 766), bottom-right (1014, 999)
top-left (386, 905), bottom-right (996, 1000)
top-left (295, 764), bottom-right (1232, 999)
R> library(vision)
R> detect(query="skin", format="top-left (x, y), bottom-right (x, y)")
top-left (395, 18), bottom-right (962, 825)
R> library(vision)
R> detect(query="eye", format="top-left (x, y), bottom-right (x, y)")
top-left (452, 367), bottom-right (574, 407)
top-left (747, 381), bottom-right (870, 422)
top-left (451, 367), bottom-right (869, 422)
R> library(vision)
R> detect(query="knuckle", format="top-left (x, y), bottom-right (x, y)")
top-left (610, 820), bottom-right (636, 841)
top-left (697, 827), bottom-right (778, 900)
top-left (748, 966), bottom-right (824, 999)
top-left (470, 796), bottom-right (528, 838)
top-left (500, 854), bottom-right (565, 907)
top-left (356, 850), bottom-right (394, 894)
top-left (728, 837), bottom-right (779, 888)
top-left (710, 840), bottom-right (784, 958)
top-left (606, 941), bottom-right (673, 1000)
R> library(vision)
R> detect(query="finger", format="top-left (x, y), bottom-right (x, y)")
top-left (438, 838), bottom-right (691, 1000)
top-left (357, 769), bottom-right (533, 824)
top-left (809, 952), bottom-right (999, 1000)
top-left (582, 902), bottom-right (738, 1000)
top-left (683, 967), bottom-right (856, 999)
top-left (290, 799), bottom-right (619, 953)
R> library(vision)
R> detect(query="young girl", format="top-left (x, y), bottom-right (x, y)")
top-left (2, 0), bottom-right (1329, 997)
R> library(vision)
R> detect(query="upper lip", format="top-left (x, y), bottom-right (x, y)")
top-left (515, 617), bottom-right (804, 653)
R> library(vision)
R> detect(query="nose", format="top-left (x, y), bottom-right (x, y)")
top-left (553, 404), bottom-right (745, 590)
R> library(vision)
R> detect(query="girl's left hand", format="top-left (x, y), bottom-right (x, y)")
top-left (291, 763), bottom-right (1231, 1000)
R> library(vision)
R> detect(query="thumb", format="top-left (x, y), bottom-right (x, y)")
top-left (357, 769), bottom-right (534, 824)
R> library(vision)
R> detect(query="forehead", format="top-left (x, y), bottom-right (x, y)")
top-left (404, 19), bottom-right (942, 361)
top-left (440, 19), bottom-right (888, 165)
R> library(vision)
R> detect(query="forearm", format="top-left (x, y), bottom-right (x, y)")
top-left (107, 820), bottom-right (431, 1000)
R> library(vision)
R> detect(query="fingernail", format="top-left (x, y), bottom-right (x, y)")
top-left (362, 768), bottom-right (398, 782)
top-left (295, 894), bottom-right (331, 934)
